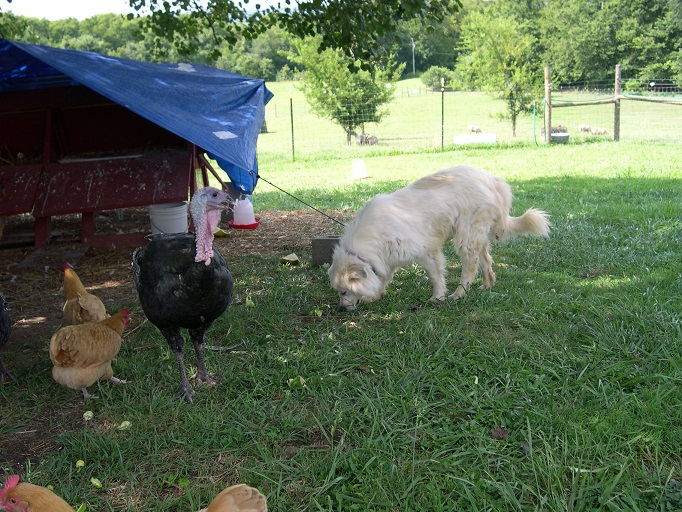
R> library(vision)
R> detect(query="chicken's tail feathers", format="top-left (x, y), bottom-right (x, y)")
top-left (63, 263), bottom-right (88, 297)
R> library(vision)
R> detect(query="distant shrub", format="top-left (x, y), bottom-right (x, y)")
top-left (420, 66), bottom-right (456, 89)
top-left (623, 78), bottom-right (643, 93)
top-left (276, 65), bottom-right (294, 81)
top-left (275, 64), bottom-right (304, 82)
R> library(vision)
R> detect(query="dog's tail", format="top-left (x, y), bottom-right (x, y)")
top-left (501, 208), bottom-right (551, 240)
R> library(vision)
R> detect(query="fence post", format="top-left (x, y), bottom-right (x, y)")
top-left (441, 77), bottom-right (445, 150)
top-left (544, 66), bottom-right (551, 144)
top-left (613, 64), bottom-right (621, 142)
top-left (290, 97), bottom-right (295, 161)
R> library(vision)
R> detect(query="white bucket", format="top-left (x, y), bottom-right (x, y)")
top-left (148, 202), bottom-right (188, 234)
top-left (351, 159), bottom-right (369, 180)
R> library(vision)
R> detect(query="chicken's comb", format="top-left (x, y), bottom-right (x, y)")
top-left (0, 475), bottom-right (20, 498)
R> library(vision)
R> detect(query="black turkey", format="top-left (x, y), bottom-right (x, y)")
top-left (0, 293), bottom-right (14, 383)
top-left (132, 187), bottom-right (234, 403)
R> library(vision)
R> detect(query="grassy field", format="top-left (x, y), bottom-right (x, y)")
top-left (2, 140), bottom-right (682, 511)
top-left (259, 78), bottom-right (682, 161)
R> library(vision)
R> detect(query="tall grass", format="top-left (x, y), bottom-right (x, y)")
top-left (1, 140), bottom-right (681, 511)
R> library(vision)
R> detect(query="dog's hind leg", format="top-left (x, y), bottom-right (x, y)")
top-left (450, 236), bottom-right (485, 299)
top-left (418, 250), bottom-right (447, 302)
top-left (478, 246), bottom-right (496, 290)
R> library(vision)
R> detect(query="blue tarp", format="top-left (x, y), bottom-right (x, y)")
top-left (0, 39), bottom-right (272, 194)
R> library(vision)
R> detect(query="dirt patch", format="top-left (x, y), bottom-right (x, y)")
top-left (0, 207), bottom-right (349, 470)
top-left (0, 207), bottom-right (348, 316)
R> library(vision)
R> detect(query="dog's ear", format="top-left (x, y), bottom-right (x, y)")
top-left (343, 263), bottom-right (368, 282)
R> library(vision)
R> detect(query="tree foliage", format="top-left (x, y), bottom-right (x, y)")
top-left (457, 10), bottom-right (540, 137)
top-left (421, 66), bottom-right (456, 89)
top-left (289, 37), bottom-right (404, 142)
top-left (537, 1), bottom-right (616, 84)
top-left (126, 0), bottom-right (461, 70)
top-left (536, 0), bottom-right (682, 83)
top-left (380, 16), bottom-right (463, 77)
top-left (4, 0), bottom-right (682, 85)
top-left (0, 0), bottom-right (26, 39)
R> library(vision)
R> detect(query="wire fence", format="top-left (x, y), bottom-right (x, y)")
top-left (549, 68), bottom-right (682, 143)
top-left (258, 77), bottom-right (682, 161)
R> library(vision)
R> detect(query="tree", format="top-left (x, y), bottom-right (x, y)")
top-left (125, 0), bottom-right (461, 69)
top-left (421, 66), bottom-right (456, 89)
top-left (537, 1), bottom-right (616, 84)
top-left (289, 37), bottom-right (404, 143)
top-left (456, 11), bottom-right (540, 137)
top-left (538, 0), bottom-right (682, 83)
top-left (671, 0), bottom-right (682, 28)
top-left (0, 0), bottom-right (25, 39)
top-left (381, 16), bottom-right (463, 77)
top-left (215, 27), bottom-right (293, 80)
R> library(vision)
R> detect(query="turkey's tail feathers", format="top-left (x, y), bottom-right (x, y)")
top-left (131, 247), bottom-right (143, 289)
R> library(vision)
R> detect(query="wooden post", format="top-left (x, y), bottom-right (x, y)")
top-left (544, 66), bottom-right (552, 144)
top-left (613, 64), bottom-right (621, 141)
top-left (36, 108), bottom-right (54, 247)
top-left (80, 212), bottom-right (95, 246)
top-left (290, 97), bottom-right (295, 161)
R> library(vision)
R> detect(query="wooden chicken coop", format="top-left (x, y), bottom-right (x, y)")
top-left (0, 83), bottom-right (199, 249)
top-left (0, 39), bottom-right (271, 250)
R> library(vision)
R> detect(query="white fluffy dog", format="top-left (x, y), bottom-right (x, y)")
top-left (328, 165), bottom-right (550, 311)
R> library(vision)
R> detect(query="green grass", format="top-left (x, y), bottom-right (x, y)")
top-left (259, 78), bottom-right (682, 162)
top-left (2, 139), bottom-right (682, 511)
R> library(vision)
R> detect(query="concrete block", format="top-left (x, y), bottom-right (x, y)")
top-left (312, 235), bottom-right (340, 266)
top-left (453, 133), bottom-right (497, 145)
top-left (550, 133), bottom-right (569, 144)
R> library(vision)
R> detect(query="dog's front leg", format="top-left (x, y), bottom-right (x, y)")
top-left (379, 270), bottom-right (395, 296)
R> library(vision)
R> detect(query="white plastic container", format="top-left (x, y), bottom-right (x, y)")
top-left (232, 198), bottom-right (256, 226)
top-left (148, 202), bottom-right (188, 234)
top-left (351, 158), bottom-right (369, 180)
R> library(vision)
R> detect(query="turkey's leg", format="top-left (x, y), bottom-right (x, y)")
top-left (164, 329), bottom-right (196, 403)
top-left (189, 327), bottom-right (220, 386)
top-left (0, 358), bottom-right (16, 383)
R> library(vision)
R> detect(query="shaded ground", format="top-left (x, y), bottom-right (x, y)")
top-left (0, 207), bottom-right (348, 471)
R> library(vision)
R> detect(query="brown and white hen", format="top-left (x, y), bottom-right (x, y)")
top-left (0, 475), bottom-right (75, 512)
top-left (49, 307), bottom-right (130, 399)
top-left (62, 262), bottom-right (107, 325)
top-left (196, 484), bottom-right (267, 512)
